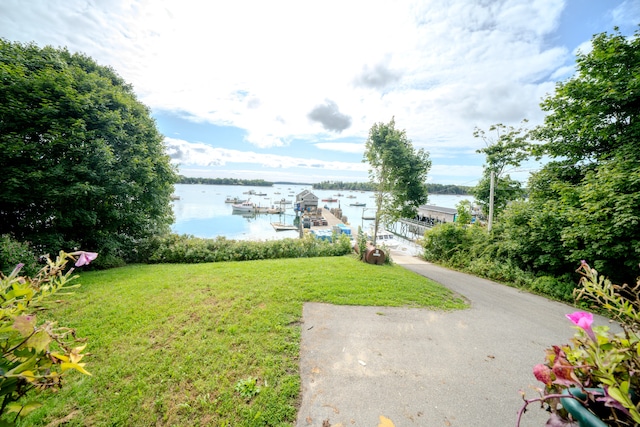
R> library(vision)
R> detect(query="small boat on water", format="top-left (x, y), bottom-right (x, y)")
top-left (273, 198), bottom-right (292, 205)
top-left (232, 200), bottom-right (256, 212)
top-left (361, 208), bottom-right (377, 220)
top-left (322, 198), bottom-right (338, 202)
top-left (271, 222), bottom-right (298, 231)
top-left (369, 227), bottom-right (399, 249)
top-left (350, 202), bottom-right (366, 207)
top-left (225, 196), bottom-right (246, 204)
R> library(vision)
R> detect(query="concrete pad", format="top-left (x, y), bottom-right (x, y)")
top-left (296, 255), bottom-right (615, 426)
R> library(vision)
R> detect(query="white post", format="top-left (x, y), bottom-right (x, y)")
top-left (488, 171), bottom-right (495, 232)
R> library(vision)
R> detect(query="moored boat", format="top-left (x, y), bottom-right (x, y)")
top-left (225, 196), bottom-right (246, 203)
top-left (232, 200), bottom-right (256, 212)
top-left (271, 222), bottom-right (298, 231)
top-left (267, 206), bottom-right (285, 214)
top-left (273, 198), bottom-right (292, 205)
top-left (369, 228), bottom-right (400, 249)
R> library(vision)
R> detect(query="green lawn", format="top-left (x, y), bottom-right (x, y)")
top-left (26, 256), bottom-right (466, 427)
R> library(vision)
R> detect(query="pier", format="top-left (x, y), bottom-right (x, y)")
top-left (307, 207), bottom-right (432, 241)
top-left (388, 218), bottom-right (433, 240)
top-left (302, 206), bottom-right (352, 232)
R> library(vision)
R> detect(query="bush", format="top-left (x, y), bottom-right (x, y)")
top-left (144, 233), bottom-right (353, 264)
top-left (0, 40), bottom-right (177, 261)
top-left (521, 262), bottom-right (640, 426)
top-left (422, 223), bottom-right (469, 264)
top-left (91, 253), bottom-right (127, 269)
top-left (529, 274), bottom-right (576, 301)
top-left (0, 251), bottom-right (94, 426)
top-left (0, 235), bottom-right (39, 277)
top-left (422, 223), bottom-right (579, 302)
top-left (422, 223), bottom-right (490, 267)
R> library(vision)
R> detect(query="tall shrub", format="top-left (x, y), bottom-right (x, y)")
top-left (0, 40), bottom-right (177, 262)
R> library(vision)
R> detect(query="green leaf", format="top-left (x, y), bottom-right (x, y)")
top-left (6, 355), bottom-right (37, 375)
top-left (607, 386), bottom-right (633, 408)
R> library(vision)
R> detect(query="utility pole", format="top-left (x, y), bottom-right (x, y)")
top-left (488, 171), bottom-right (495, 232)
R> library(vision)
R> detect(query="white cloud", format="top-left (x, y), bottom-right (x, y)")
top-left (0, 0), bottom-right (569, 146)
top-left (165, 137), bottom-right (368, 172)
top-left (429, 164), bottom-right (484, 185)
top-left (574, 40), bottom-right (593, 56)
top-left (550, 65), bottom-right (575, 81)
top-left (3, 0), bottom-right (615, 184)
top-left (612, 1), bottom-right (640, 29)
top-left (314, 142), bottom-right (364, 154)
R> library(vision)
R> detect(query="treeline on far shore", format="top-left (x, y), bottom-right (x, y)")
top-left (176, 176), bottom-right (473, 195)
top-left (177, 176), bottom-right (274, 186)
top-left (312, 180), bottom-right (473, 195)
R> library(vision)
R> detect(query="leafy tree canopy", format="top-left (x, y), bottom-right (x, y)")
top-left (533, 27), bottom-right (640, 164)
top-left (0, 40), bottom-right (177, 263)
top-left (455, 199), bottom-right (472, 225)
top-left (472, 121), bottom-right (529, 217)
top-left (363, 118), bottom-right (431, 240)
top-left (474, 121), bottom-right (530, 177)
top-left (472, 173), bottom-right (526, 218)
top-left (525, 27), bottom-right (640, 282)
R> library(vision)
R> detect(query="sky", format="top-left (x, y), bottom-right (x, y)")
top-left (1, 1), bottom-right (639, 185)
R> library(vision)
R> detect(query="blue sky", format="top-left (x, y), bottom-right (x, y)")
top-left (1, 0), bottom-right (638, 185)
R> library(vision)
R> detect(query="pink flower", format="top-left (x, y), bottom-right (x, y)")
top-left (74, 251), bottom-right (98, 267)
top-left (566, 311), bottom-right (597, 341)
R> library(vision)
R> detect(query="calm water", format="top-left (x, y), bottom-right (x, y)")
top-left (170, 184), bottom-right (472, 240)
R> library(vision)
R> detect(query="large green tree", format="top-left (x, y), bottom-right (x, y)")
top-left (472, 121), bottom-right (529, 218)
top-left (525, 27), bottom-right (640, 282)
top-left (0, 40), bottom-right (177, 263)
top-left (363, 118), bottom-right (431, 244)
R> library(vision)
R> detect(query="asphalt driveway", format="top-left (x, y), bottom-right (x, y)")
top-left (295, 253), bottom-right (613, 426)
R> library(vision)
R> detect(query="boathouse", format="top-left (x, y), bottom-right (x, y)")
top-left (295, 190), bottom-right (319, 212)
top-left (416, 205), bottom-right (457, 226)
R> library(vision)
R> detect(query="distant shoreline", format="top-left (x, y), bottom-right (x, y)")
top-left (176, 176), bottom-right (473, 196)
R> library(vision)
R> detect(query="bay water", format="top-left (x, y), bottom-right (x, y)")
top-left (171, 184), bottom-right (472, 241)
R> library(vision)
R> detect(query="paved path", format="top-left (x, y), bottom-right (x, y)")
top-left (295, 253), bottom-right (613, 426)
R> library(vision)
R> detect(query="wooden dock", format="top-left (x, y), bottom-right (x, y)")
top-left (303, 207), bottom-right (354, 233)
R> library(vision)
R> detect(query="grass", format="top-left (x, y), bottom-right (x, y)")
top-left (25, 256), bottom-right (466, 427)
